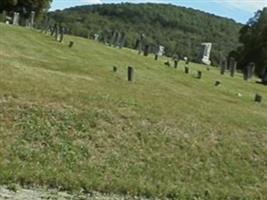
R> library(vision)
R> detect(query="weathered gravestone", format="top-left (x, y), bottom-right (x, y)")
top-left (1, 11), bottom-right (6, 22)
top-left (173, 54), bottom-right (180, 68)
top-left (94, 33), bottom-right (99, 41)
top-left (136, 33), bottom-right (145, 54)
top-left (29, 11), bottom-right (35, 27)
top-left (197, 71), bottom-right (202, 79)
top-left (128, 66), bottom-right (134, 82)
top-left (229, 57), bottom-right (237, 77)
top-left (69, 41), bottom-right (74, 48)
top-left (13, 12), bottom-right (20, 25)
top-left (119, 32), bottom-right (126, 49)
top-left (59, 25), bottom-right (65, 42)
top-left (243, 62), bottom-right (255, 80)
top-left (220, 59), bottom-right (227, 75)
top-left (185, 66), bottom-right (189, 74)
top-left (262, 68), bottom-right (267, 85)
top-left (109, 31), bottom-right (117, 46)
top-left (255, 94), bottom-right (262, 103)
top-left (144, 45), bottom-right (149, 56)
top-left (201, 43), bottom-right (212, 65)
top-left (154, 45), bottom-right (165, 60)
top-left (215, 81), bottom-right (221, 86)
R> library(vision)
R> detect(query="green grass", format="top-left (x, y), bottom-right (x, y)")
top-left (0, 23), bottom-right (266, 199)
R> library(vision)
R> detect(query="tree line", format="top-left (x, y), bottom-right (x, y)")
top-left (48, 3), bottom-right (242, 65)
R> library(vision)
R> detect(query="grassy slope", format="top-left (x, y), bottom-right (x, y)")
top-left (0, 23), bottom-right (266, 199)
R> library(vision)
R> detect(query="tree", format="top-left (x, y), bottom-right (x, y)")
top-left (0, 0), bottom-right (52, 16)
top-left (237, 7), bottom-right (267, 75)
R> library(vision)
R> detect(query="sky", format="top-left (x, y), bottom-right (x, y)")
top-left (50, 0), bottom-right (267, 23)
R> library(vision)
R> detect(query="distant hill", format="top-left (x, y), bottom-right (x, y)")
top-left (48, 3), bottom-right (242, 64)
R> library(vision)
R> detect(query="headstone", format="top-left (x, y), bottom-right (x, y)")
top-left (128, 66), bottom-right (134, 82)
top-left (262, 67), bottom-right (267, 85)
top-left (30, 11), bottom-right (35, 27)
top-left (51, 23), bottom-right (57, 36)
top-left (185, 66), bottom-right (189, 74)
top-left (255, 94), bottom-right (262, 103)
top-left (201, 43), bottom-right (212, 65)
top-left (94, 33), bottom-right (99, 41)
top-left (69, 41), bottom-right (74, 48)
top-left (137, 33), bottom-right (145, 54)
top-left (59, 25), bottom-right (65, 42)
top-left (154, 45), bottom-right (164, 60)
top-left (197, 71), bottom-right (202, 79)
top-left (13, 12), bottom-right (20, 25)
top-left (220, 59), bottom-right (226, 75)
top-left (119, 32), bottom-right (126, 48)
top-left (229, 57), bottom-right (237, 77)
top-left (144, 45), bottom-right (149, 56)
top-left (215, 81), bottom-right (221, 86)
top-left (164, 61), bottom-right (170, 67)
top-left (109, 31), bottom-right (116, 46)
top-left (244, 62), bottom-right (255, 80)
top-left (1, 10), bottom-right (6, 22)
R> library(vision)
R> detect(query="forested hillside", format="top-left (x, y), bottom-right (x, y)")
top-left (48, 3), bottom-right (242, 64)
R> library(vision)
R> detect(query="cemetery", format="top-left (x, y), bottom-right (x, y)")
top-left (0, 2), bottom-right (267, 200)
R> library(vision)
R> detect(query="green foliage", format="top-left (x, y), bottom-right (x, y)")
top-left (0, 0), bottom-right (52, 16)
top-left (48, 3), bottom-right (241, 65)
top-left (236, 8), bottom-right (267, 75)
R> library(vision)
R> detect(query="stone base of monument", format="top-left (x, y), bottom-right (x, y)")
top-left (201, 57), bottom-right (211, 65)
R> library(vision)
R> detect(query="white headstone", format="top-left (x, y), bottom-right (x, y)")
top-left (157, 45), bottom-right (165, 56)
top-left (201, 43), bottom-right (212, 65)
top-left (30, 11), bottom-right (35, 27)
top-left (13, 12), bottom-right (20, 25)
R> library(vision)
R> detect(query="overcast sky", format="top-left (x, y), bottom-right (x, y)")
top-left (50, 0), bottom-right (267, 23)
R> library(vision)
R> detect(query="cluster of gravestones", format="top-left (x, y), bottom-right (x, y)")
top-left (1, 10), bottom-right (35, 27)
top-left (92, 30), bottom-right (127, 49)
top-left (39, 17), bottom-right (75, 48)
top-left (41, 23), bottom-right (66, 43)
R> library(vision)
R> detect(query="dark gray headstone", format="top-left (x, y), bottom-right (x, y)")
top-left (197, 71), bottom-right (202, 79)
top-left (244, 62), bottom-right (255, 80)
top-left (229, 57), bottom-right (237, 77)
top-left (128, 66), bottom-right (134, 82)
top-left (262, 68), bottom-right (267, 85)
top-left (59, 25), bottom-right (65, 42)
top-left (215, 81), bottom-right (221, 86)
top-left (119, 32), bottom-right (126, 49)
top-left (220, 59), bottom-right (226, 75)
top-left (69, 41), bottom-right (74, 48)
top-left (255, 94), bottom-right (262, 103)
top-left (185, 66), bottom-right (189, 74)
top-left (144, 45), bottom-right (149, 56)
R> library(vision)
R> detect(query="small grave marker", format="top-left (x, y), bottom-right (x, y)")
top-left (128, 66), bottom-right (134, 82)
top-left (215, 81), bottom-right (221, 86)
top-left (69, 41), bottom-right (74, 48)
top-left (255, 94), bottom-right (262, 103)
top-left (185, 66), bottom-right (189, 74)
top-left (197, 71), bottom-right (202, 79)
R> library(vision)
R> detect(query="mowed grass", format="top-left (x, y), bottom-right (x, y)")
top-left (0, 23), bottom-right (266, 199)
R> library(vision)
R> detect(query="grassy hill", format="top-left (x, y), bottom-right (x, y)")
top-left (0, 23), bottom-right (266, 199)
top-left (49, 3), bottom-right (242, 64)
